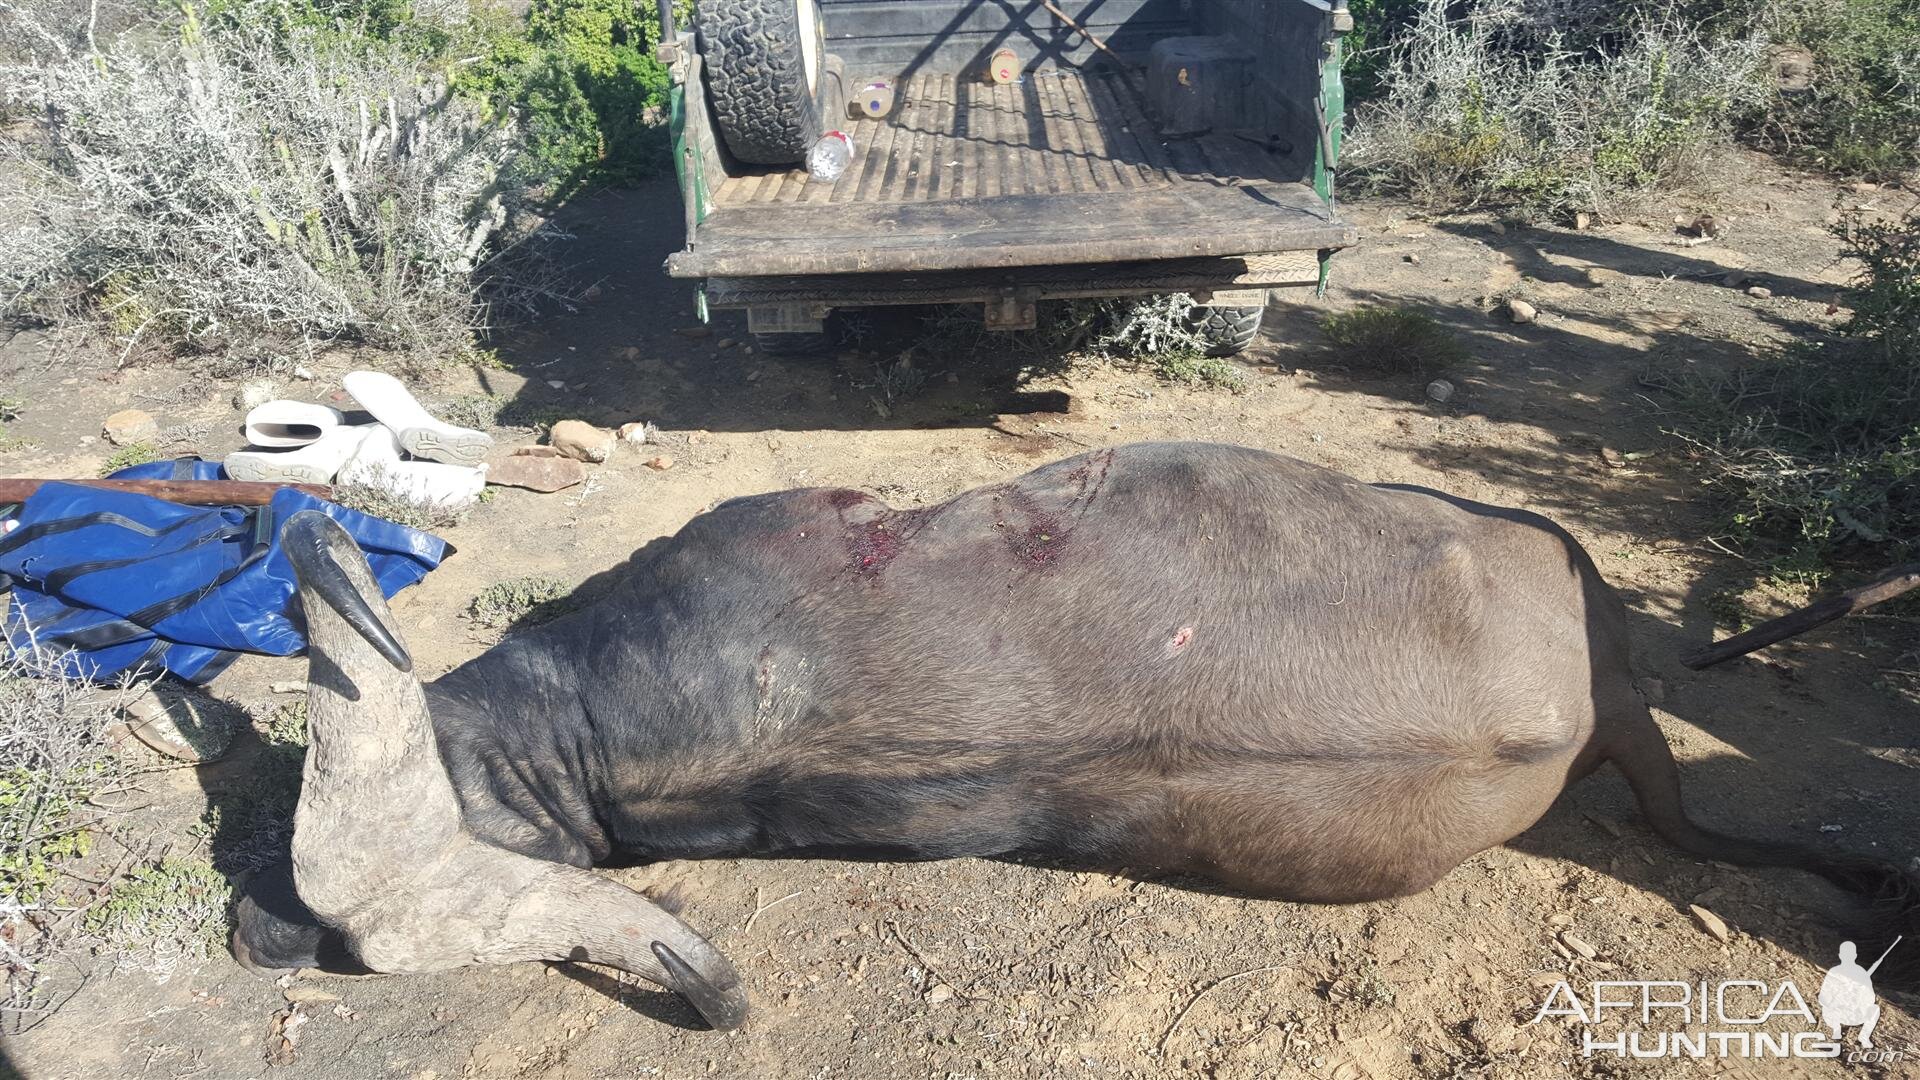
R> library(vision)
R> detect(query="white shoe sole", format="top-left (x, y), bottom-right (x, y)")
top-left (225, 424), bottom-right (379, 485)
top-left (342, 370), bottom-right (492, 466)
top-left (224, 455), bottom-right (339, 486)
top-left (399, 426), bottom-right (492, 468)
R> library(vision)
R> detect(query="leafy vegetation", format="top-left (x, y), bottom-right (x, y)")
top-left (1667, 211), bottom-right (1920, 582)
top-left (467, 574), bottom-right (576, 629)
top-left (1345, 0), bottom-right (1768, 216)
top-left (1153, 351), bottom-right (1248, 393)
top-left (1321, 306), bottom-right (1469, 377)
top-left (0, 0), bottom-right (672, 367)
top-left (330, 477), bottom-right (473, 531)
top-left (455, 0), bottom-right (675, 198)
top-left (1, 648), bottom-right (136, 1022)
top-left (83, 856), bottom-right (232, 974)
top-left (98, 444), bottom-right (159, 476)
top-left (1346, 0), bottom-right (1920, 203)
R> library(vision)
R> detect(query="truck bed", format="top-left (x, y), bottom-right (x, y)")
top-left (666, 68), bottom-right (1353, 279)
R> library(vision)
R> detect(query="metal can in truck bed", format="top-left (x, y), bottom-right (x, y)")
top-left (659, 0), bottom-right (1357, 354)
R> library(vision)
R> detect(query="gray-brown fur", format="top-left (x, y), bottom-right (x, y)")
top-left (237, 442), bottom-right (1918, 1026)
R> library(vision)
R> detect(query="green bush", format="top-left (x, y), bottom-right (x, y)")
top-left (1668, 211), bottom-right (1920, 581)
top-left (456, 0), bottom-right (673, 197)
top-left (1347, 1), bottom-right (1920, 185)
top-left (467, 574), bottom-right (576, 628)
top-left (1344, 0), bottom-right (1769, 215)
top-left (1724, 0), bottom-right (1920, 179)
top-left (1322, 305), bottom-right (1468, 376)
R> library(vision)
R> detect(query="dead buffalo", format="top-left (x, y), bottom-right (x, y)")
top-left (233, 442), bottom-right (1916, 1030)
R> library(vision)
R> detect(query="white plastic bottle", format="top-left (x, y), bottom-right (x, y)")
top-left (808, 130), bottom-right (855, 182)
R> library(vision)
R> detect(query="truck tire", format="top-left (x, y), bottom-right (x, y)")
top-left (696, 0), bottom-right (827, 166)
top-left (1186, 305), bottom-right (1265, 357)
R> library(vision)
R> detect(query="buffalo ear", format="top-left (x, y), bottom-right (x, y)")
top-left (230, 858), bottom-right (370, 976)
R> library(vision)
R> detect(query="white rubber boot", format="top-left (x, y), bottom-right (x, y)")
top-left (341, 370), bottom-right (492, 466)
top-left (338, 425), bottom-right (487, 509)
top-left (224, 424), bottom-right (374, 485)
top-left (243, 401), bottom-right (346, 448)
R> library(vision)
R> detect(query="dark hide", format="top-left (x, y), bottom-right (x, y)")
top-left (238, 443), bottom-right (1917, 984)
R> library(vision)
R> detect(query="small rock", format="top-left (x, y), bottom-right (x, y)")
top-left (79, 435), bottom-right (97, 447)
top-left (616, 346), bottom-right (641, 361)
top-left (282, 987), bottom-right (341, 1005)
top-left (618, 422), bottom-right (652, 446)
top-left (923, 985), bottom-right (956, 1005)
top-left (1850, 181), bottom-right (1880, 194)
top-left (102, 408), bottom-right (158, 446)
top-left (1689, 904), bottom-right (1731, 944)
top-left (1599, 446), bottom-right (1625, 469)
top-left (1403, 253), bottom-right (1421, 265)
top-left (546, 379), bottom-right (566, 390)
top-left (292, 365), bottom-right (316, 381)
top-left (1685, 213), bottom-right (1723, 239)
top-left (233, 378), bottom-right (279, 411)
top-left (486, 454), bottom-right (587, 493)
top-left (1547, 912), bottom-right (1574, 928)
top-left (548, 420), bottom-right (615, 463)
top-left (512, 445), bottom-right (561, 458)
top-left (270, 681), bottom-right (305, 695)
top-left (1746, 285), bottom-right (1773, 299)
top-left (1425, 379), bottom-right (1454, 404)
top-left (1559, 932), bottom-right (1598, 960)
top-left (644, 455), bottom-right (675, 471)
top-left (1489, 221), bottom-right (1507, 235)
top-left (1585, 266), bottom-right (1624, 286)
top-left (582, 284), bottom-right (604, 302)
top-left (674, 326), bottom-right (713, 339)
top-left (1573, 211), bottom-right (1592, 231)
top-left (945, 372), bottom-right (960, 384)
top-left (1723, 271), bottom-right (1748, 288)
top-left (116, 688), bottom-right (238, 762)
top-left (716, 338), bottom-right (736, 350)
top-left (1507, 299), bottom-right (1538, 325)
top-left (744, 369), bottom-right (762, 383)
top-left (1638, 677), bottom-right (1667, 704)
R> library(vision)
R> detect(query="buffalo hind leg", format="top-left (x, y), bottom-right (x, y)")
top-left (1602, 694), bottom-right (1919, 988)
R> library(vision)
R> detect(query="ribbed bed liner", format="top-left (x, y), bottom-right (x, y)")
top-left (716, 68), bottom-right (1302, 206)
top-left (673, 68), bottom-right (1351, 278)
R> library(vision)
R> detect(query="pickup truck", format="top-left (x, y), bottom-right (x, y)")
top-left (659, 0), bottom-right (1356, 356)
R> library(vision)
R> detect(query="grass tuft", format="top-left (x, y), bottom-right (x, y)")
top-left (99, 443), bottom-right (159, 476)
top-left (1321, 307), bottom-right (1469, 377)
top-left (83, 856), bottom-right (231, 977)
top-left (467, 575), bottom-right (576, 630)
top-left (1154, 351), bottom-right (1248, 393)
top-left (329, 479), bottom-right (470, 532)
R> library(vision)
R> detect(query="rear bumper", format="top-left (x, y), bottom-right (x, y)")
top-left (701, 250), bottom-right (1333, 314)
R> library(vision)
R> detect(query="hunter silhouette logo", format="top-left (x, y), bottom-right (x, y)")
top-left (1819, 938), bottom-right (1898, 1048)
top-left (1530, 937), bottom-right (1905, 1062)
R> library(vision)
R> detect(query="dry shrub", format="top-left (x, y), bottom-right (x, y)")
top-left (1344, 0), bottom-right (1770, 216)
top-left (0, 2), bottom-right (564, 365)
top-left (0, 644), bottom-right (136, 1031)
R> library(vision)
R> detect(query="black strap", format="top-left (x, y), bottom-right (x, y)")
top-left (188, 647), bottom-right (242, 684)
top-left (0, 508), bottom-right (215, 560)
top-left (41, 521), bottom-right (250, 595)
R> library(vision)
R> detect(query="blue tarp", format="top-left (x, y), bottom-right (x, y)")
top-left (0, 458), bottom-right (447, 683)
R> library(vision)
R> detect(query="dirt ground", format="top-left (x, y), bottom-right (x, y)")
top-left (3, 153), bottom-right (1917, 1080)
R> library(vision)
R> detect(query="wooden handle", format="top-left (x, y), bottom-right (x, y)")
top-left (0, 478), bottom-right (332, 506)
top-left (1683, 561), bottom-right (1920, 670)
